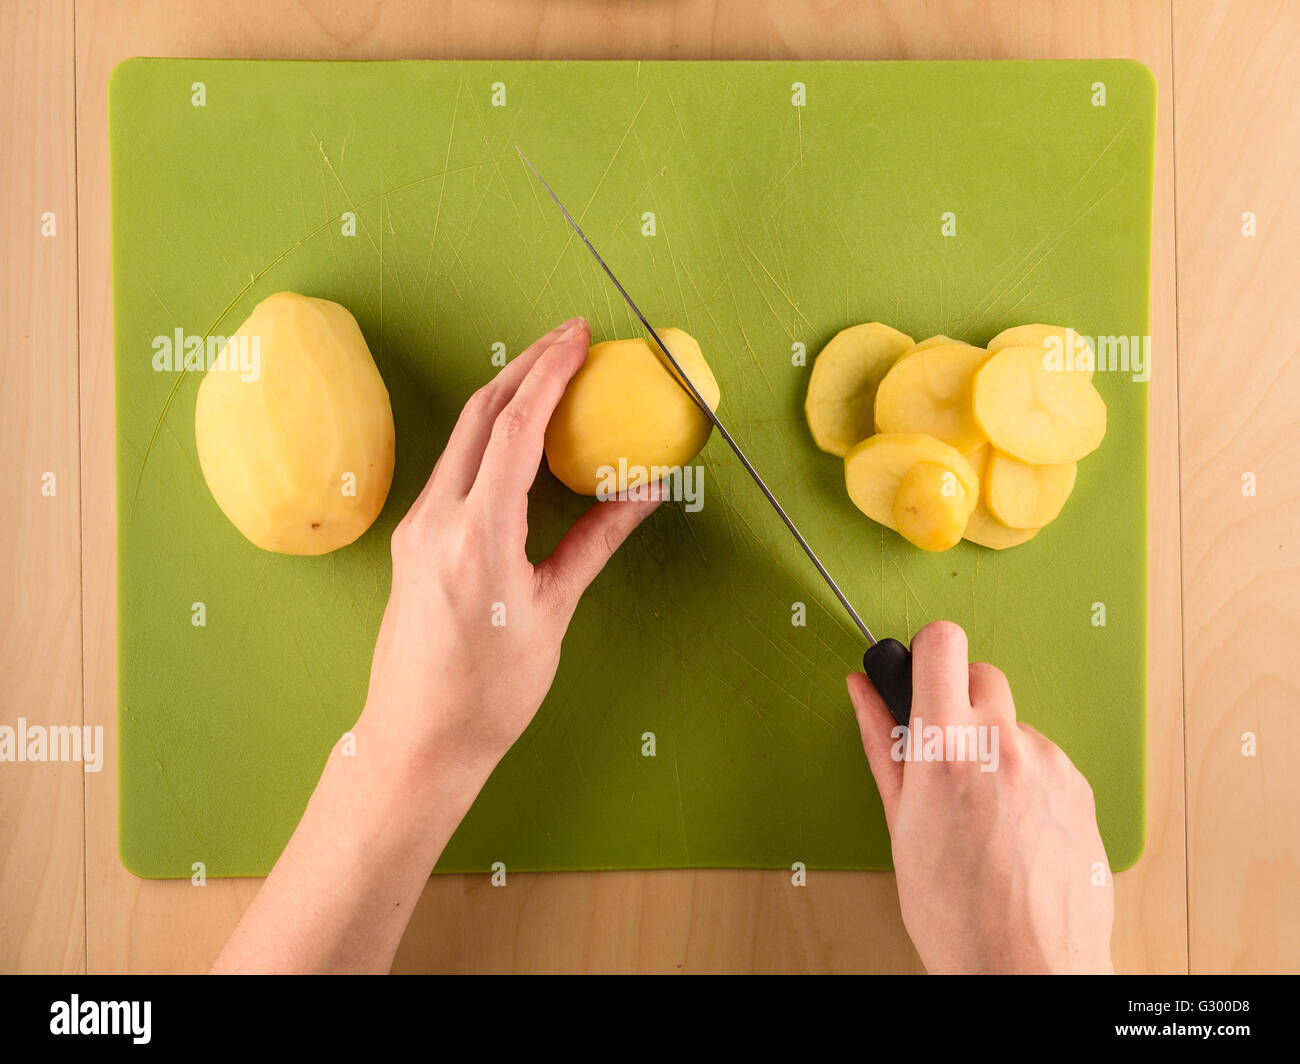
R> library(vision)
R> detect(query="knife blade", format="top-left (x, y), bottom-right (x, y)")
top-left (517, 146), bottom-right (914, 726)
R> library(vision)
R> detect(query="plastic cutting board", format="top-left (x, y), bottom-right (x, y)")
top-left (109, 59), bottom-right (1154, 877)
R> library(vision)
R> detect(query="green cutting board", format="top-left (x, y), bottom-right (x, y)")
top-left (110, 58), bottom-right (1153, 877)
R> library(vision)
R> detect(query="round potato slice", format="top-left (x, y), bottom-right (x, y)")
top-left (986, 450), bottom-right (1077, 529)
top-left (874, 342), bottom-right (990, 452)
top-left (844, 433), bottom-right (979, 533)
top-left (892, 461), bottom-right (971, 551)
top-left (963, 441), bottom-right (991, 477)
top-left (972, 346), bottom-right (1107, 464)
top-left (804, 322), bottom-right (914, 456)
top-left (901, 334), bottom-right (978, 357)
top-left (963, 498), bottom-right (1041, 549)
top-left (988, 323), bottom-right (1094, 380)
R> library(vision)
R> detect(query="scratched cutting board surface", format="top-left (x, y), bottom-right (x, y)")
top-left (110, 59), bottom-right (1153, 877)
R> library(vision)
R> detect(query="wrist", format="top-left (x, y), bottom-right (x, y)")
top-left (351, 699), bottom-right (498, 817)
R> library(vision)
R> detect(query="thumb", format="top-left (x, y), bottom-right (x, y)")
top-left (847, 671), bottom-right (905, 831)
top-left (534, 490), bottom-right (662, 616)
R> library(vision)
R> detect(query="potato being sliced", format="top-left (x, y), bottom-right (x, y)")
top-left (874, 342), bottom-right (990, 452)
top-left (986, 450), bottom-right (1078, 529)
top-left (963, 498), bottom-right (1041, 549)
top-left (804, 322), bottom-right (914, 456)
top-left (988, 323), bottom-right (1094, 379)
top-left (893, 461), bottom-right (972, 551)
top-left (972, 346), bottom-right (1107, 464)
top-left (844, 433), bottom-right (979, 534)
top-left (544, 327), bottom-right (719, 496)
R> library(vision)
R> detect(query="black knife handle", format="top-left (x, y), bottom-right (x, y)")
top-left (863, 638), bottom-right (913, 726)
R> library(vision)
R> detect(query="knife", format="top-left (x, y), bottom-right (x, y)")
top-left (518, 147), bottom-right (914, 726)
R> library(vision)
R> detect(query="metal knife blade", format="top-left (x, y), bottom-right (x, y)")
top-left (517, 146), bottom-right (916, 724)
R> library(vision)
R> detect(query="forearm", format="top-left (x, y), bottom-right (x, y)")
top-left (211, 708), bottom-right (491, 974)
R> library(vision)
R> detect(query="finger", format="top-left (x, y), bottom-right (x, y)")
top-left (534, 490), bottom-right (663, 616)
top-left (909, 620), bottom-right (971, 723)
top-left (469, 319), bottom-right (590, 511)
top-left (968, 661), bottom-right (1016, 722)
top-left (415, 318), bottom-right (581, 508)
top-left (847, 672), bottom-right (905, 831)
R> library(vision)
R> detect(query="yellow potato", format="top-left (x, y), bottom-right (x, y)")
top-left (195, 292), bottom-right (395, 556)
top-left (963, 498), bottom-right (1041, 549)
top-left (544, 328), bottom-right (719, 496)
top-left (963, 441), bottom-right (991, 476)
top-left (988, 323), bottom-right (1094, 379)
top-left (843, 433), bottom-right (978, 538)
top-left (959, 442), bottom-right (1039, 549)
top-left (804, 322), bottom-right (914, 456)
top-left (874, 342), bottom-right (990, 452)
top-left (972, 346), bottom-right (1107, 464)
top-left (986, 450), bottom-right (1078, 529)
top-left (903, 334), bottom-right (978, 356)
top-left (892, 461), bottom-right (971, 551)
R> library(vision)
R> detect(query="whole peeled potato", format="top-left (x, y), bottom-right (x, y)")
top-left (544, 328), bottom-right (720, 496)
top-left (194, 291), bottom-right (395, 555)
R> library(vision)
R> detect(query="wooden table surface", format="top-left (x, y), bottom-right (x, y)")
top-left (1, 0), bottom-right (1296, 975)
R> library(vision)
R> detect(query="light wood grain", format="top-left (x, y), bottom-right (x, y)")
top-left (63, 0), bottom-right (1187, 974)
top-left (0, 0), bottom-right (86, 974)
top-left (1174, 0), bottom-right (1300, 975)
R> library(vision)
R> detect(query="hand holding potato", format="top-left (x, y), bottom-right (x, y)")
top-left (214, 319), bottom-right (661, 973)
top-left (360, 318), bottom-right (663, 777)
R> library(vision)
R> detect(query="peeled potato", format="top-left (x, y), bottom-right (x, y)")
top-left (544, 327), bottom-right (719, 496)
top-left (986, 450), bottom-right (1078, 529)
top-left (893, 461), bottom-right (971, 551)
top-left (988, 323), bottom-right (1094, 379)
top-left (874, 342), bottom-right (989, 452)
top-left (972, 346), bottom-right (1106, 464)
top-left (195, 291), bottom-right (395, 555)
top-left (804, 323), bottom-right (914, 456)
top-left (844, 433), bottom-right (978, 541)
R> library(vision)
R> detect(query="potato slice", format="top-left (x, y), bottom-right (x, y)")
top-left (986, 450), bottom-right (1077, 529)
top-left (874, 342), bottom-right (989, 452)
top-left (963, 498), bottom-right (1041, 549)
top-left (804, 323), bottom-right (914, 456)
top-left (972, 346), bottom-right (1106, 464)
top-left (988, 323), bottom-right (1094, 379)
top-left (844, 433), bottom-right (978, 535)
top-left (904, 334), bottom-right (978, 356)
top-left (892, 461), bottom-right (971, 551)
top-left (960, 442), bottom-right (1039, 548)
top-left (963, 441), bottom-right (991, 476)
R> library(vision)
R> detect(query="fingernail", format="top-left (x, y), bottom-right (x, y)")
top-left (557, 317), bottom-right (587, 342)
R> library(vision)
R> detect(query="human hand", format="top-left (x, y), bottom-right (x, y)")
top-left (359, 317), bottom-right (661, 788)
top-left (848, 621), bottom-right (1114, 974)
